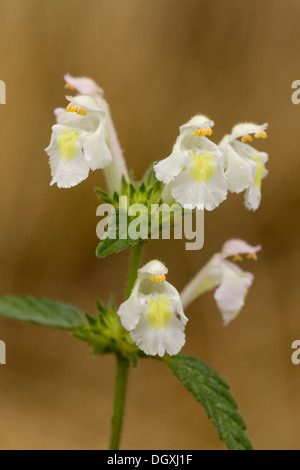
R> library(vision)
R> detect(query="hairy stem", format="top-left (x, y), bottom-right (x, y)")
top-left (109, 355), bottom-right (130, 450)
top-left (109, 243), bottom-right (144, 450)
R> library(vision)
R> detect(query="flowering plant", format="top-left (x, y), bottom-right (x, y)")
top-left (0, 74), bottom-right (269, 450)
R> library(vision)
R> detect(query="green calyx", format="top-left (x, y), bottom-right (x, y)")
top-left (72, 297), bottom-right (141, 366)
top-left (97, 167), bottom-right (164, 209)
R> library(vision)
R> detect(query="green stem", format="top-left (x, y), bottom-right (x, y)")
top-left (109, 355), bottom-right (130, 450)
top-left (125, 242), bottom-right (144, 299)
top-left (109, 243), bottom-right (144, 450)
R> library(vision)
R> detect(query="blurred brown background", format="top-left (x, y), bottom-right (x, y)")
top-left (0, 0), bottom-right (299, 450)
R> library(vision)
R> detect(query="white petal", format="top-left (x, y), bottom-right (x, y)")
top-left (230, 122), bottom-right (268, 142)
top-left (180, 254), bottom-right (223, 309)
top-left (50, 156), bottom-right (89, 188)
top-left (161, 282), bottom-right (188, 325)
top-left (45, 132), bottom-right (89, 188)
top-left (130, 314), bottom-right (186, 357)
top-left (170, 166), bottom-right (227, 210)
top-left (221, 239), bottom-right (262, 258)
top-left (54, 106), bottom-right (98, 133)
top-left (179, 114), bottom-right (214, 135)
top-left (49, 152), bottom-right (89, 188)
top-left (231, 140), bottom-right (268, 162)
top-left (244, 181), bottom-right (262, 211)
top-left (226, 142), bottom-right (268, 211)
top-left (222, 144), bottom-right (255, 193)
top-left (154, 144), bottom-right (189, 184)
top-left (117, 279), bottom-right (142, 331)
top-left (64, 73), bottom-right (104, 96)
top-left (66, 94), bottom-right (101, 112)
top-left (138, 260), bottom-right (168, 276)
top-left (214, 262), bottom-right (254, 325)
top-left (82, 120), bottom-right (112, 170)
top-left (54, 107), bottom-right (70, 124)
top-left (181, 134), bottom-right (222, 157)
top-left (117, 299), bottom-right (141, 331)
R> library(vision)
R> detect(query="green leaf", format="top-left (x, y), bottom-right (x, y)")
top-left (0, 295), bottom-right (86, 330)
top-left (96, 233), bottom-right (141, 257)
top-left (165, 355), bottom-right (252, 450)
top-left (96, 208), bottom-right (142, 257)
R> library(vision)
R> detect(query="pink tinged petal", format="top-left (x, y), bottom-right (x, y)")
top-left (214, 262), bottom-right (254, 325)
top-left (64, 73), bottom-right (104, 96)
top-left (221, 239), bottom-right (262, 258)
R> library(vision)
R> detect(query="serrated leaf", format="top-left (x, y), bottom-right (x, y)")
top-left (96, 207), bottom-right (143, 257)
top-left (96, 235), bottom-right (141, 257)
top-left (0, 295), bottom-right (86, 330)
top-left (165, 355), bottom-right (252, 450)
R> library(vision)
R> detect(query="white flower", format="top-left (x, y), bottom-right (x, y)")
top-left (154, 115), bottom-right (227, 211)
top-left (118, 260), bottom-right (188, 357)
top-left (45, 94), bottom-right (112, 188)
top-left (220, 122), bottom-right (269, 211)
top-left (180, 239), bottom-right (261, 325)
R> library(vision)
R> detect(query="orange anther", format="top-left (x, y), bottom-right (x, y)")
top-left (65, 83), bottom-right (75, 90)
